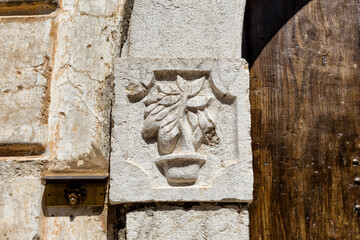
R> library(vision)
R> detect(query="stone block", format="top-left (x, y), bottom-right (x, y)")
top-left (0, 18), bottom-right (54, 154)
top-left (122, 0), bottom-right (246, 58)
top-left (126, 206), bottom-right (249, 240)
top-left (110, 58), bottom-right (252, 203)
top-left (0, 160), bottom-right (43, 239)
top-left (46, 1), bottom-right (123, 163)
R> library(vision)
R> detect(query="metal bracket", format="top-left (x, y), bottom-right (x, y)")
top-left (42, 172), bottom-right (108, 207)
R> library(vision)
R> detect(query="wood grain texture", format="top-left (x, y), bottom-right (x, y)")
top-left (245, 0), bottom-right (360, 239)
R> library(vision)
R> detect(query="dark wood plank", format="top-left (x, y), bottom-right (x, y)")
top-left (245, 0), bottom-right (360, 239)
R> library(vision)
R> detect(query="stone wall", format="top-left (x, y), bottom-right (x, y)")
top-left (0, 0), bottom-right (123, 238)
top-left (0, 0), bottom-right (252, 239)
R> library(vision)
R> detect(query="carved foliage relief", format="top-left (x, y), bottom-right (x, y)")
top-left (110, 59), bottom-right (252, 202)
top-left (142, 75), bottom-right (219, 156)
top-left (133, 74), bottom-right (222, 186)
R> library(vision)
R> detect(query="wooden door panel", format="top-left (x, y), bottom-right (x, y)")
top-left (246, 0), bottom-right (360, 239)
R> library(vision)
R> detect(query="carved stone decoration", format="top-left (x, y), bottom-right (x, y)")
top-left (141, 75), bottom-right (218, 186)
top-left (110, 58), bottom-right (252, 203)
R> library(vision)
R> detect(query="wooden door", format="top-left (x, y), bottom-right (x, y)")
top-left (245, 0), bottom-right (360, 239)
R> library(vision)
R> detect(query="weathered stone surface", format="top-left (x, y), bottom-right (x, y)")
top-left (122, 0), bottom-right (246, 59)
top-left (0, 160), bottom-right (44, 240)
top-left (40, 0), bottom-right (124, 238)
top-left (46, 0), bottom-right (124, 167)
top-left (126, 206), bottom-right (249, 240)
top-left (110, 58), bottom-right (252, 203)
top-left (0, 0), bottom-right (125, 239)
top-left (41, 207), bottom-right (108, 240)
top-left (0, 18), bottom-right (54, 146)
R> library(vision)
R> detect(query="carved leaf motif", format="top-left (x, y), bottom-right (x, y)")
top-left (187, 111), bottom-right (198, 131)
top-left (142, 83), bottom-right (182, 153)
top-left (176, 76), bottom-right (205, 97)
top-left (158, 114), bottom-right (180, 154)
top-left (192, 126), bottom-right (203, 151)
top-left (144, 103), bottom-right (158, 118)
top-left (155, 103), bottom-right (179, 121)
top-left (151, 105), bottom-right (165, 115)
top-left (158, 95), bottom-right (181, 106)
top-left (142, 104), bottom-right (167, 138)
top-left (142, 114), bottom-right (160, 138)
top-left (186, 96), bottom-right (211, 111)
top-left (144, 92), bottom-right (166, 106)
top-left (157, 83), bottom-right (180, 95)
top-left (142, 102), bottom-right (179, 138)
top-left (176, 75), bottom-right (188, 93)
top-left (142, 75), bottom-right (218, 155)
top-left (197, 110), bottom-right (216, 145)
